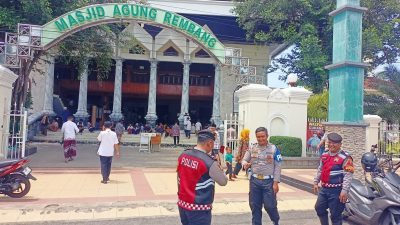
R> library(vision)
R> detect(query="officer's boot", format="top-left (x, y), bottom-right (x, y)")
top-left (318, 215), bottom-right (329, 225)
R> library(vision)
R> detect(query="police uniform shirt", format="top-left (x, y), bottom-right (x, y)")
top-left (242, 143), bottom-right (282, 182)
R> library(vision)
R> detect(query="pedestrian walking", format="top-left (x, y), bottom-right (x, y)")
top-left (177, 130), bottom-right (228, 225)
top-left (184, 117), bottom-right (191, 139)
top-left (61, 116), bottom-right (79, 163)
top-left (242, 127), bottom-right (282, 225)
top-left (225, 147), bottom-right (234, 181)
top-left (313, 132), bottom-right (354, 225)
top-left (115, 120), bottom-right (125, 144)
top-left (209, 124), bottom-right (221, 165)
top-left (172, 121), bottom-right (180, 146)
top-left (195, 121), bottom-right (202, 135)
top-left (233, 128), bottom-right (250, 178)
top-left (97, 121), bottom-right (120, 184)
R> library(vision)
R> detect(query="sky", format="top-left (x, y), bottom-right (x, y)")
top-left (267, 46), bottom-right (400, 88)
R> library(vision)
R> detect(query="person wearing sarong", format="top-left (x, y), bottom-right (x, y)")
top-left (61, 116), bottom-right (79, 163)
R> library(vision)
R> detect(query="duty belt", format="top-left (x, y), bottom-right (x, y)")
top-left (252, 174), bottom-right (274, 180)
top-left (321, 182), bottom-right (342, 188)
top-left (178, 200), bottom-right (212, 211)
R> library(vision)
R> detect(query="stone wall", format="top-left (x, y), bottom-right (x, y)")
top-left (324, 123), bottom-right (367, 180)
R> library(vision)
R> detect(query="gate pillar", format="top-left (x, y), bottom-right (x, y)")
top-left (0, 66), bottom-right (18, 158)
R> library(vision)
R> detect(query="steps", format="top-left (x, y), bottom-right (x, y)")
top-left (32, 130), bottom-right (197, 147)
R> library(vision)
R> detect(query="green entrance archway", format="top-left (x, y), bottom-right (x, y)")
top-left (41, 3), bottom-right (226, 63)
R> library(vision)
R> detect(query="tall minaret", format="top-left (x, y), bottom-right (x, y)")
top-left (324, 0), bottom-right (368, 179)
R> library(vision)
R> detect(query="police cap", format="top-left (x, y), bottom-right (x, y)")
top-left (197, 130), bottom-right (215, 142)
top-left (327, 132), bottom-right (342, 143)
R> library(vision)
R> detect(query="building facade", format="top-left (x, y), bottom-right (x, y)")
top-left (29, 0), bottom-right (270, 127)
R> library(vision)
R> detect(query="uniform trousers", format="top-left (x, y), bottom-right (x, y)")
top-left (178, 207), bottom-right (211, 225)
top-left (249, 176), bottom-right (280, 225)
top-left (315, 187), bottom-right (345, 225)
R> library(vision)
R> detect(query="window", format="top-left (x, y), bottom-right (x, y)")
top-left (129, 45), bottom-right (145, 55)
top-left (163, 47), bottom-right (179, 56)
top-left (195, 49), bottom-right (210, 58)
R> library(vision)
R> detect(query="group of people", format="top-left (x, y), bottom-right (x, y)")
top-left (60, 116), bottom-right (120, 184)
top-left (57, 113), bottom-right (352, 225)
top-left (177, 126), bottom-right (354, 225)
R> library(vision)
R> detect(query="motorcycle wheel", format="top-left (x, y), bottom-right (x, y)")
top-left (5, 174), bottom-right (31, 198)
top-left (379, 208), bottom-right (400, 225)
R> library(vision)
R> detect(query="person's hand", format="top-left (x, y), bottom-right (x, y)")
top-left (116, 152), bottom-right (120, 159)
top-left (313, 184), bottom-right (320, 194)
top-left (243, 162), bottom-right (251, 170)
top-left (339, 191), bottom-right (348, 203)
top-left (273, 182), bottom-right (279, 194)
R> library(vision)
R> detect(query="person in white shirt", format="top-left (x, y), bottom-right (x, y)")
top-left (97, 121), bottom-right (120, 184)
top-left (61, 116), bottom-right (79, 163)
top-left (195, 121), bottom-right (202, 135)
top-left (184, 117), bottom-right (192, 139)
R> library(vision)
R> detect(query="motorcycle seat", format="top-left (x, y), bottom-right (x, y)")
top-left (351, 179), bottom-right (376, 199)
top-left (0, 160), bottom-right (18, 168)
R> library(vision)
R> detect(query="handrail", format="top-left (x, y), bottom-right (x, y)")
top-left (28, 112), bottom-right (44, 125)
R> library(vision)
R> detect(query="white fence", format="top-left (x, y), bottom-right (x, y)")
top-left (223, 113), bottom-right (243, 159)
top-left (379, 121), bottom-right (400, 158)
top-left (2, 107), bottom-right (27, 159)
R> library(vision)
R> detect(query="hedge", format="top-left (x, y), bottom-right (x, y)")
top-left (269, 136), bottom-right (302, 157)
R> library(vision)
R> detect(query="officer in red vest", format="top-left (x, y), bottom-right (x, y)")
top-left (313, 132), bottom-right (354, 225)
top-left (177, 130), bottom-right (228, 225)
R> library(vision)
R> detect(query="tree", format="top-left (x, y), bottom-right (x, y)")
top-left (364, 65), bottom-right (400, 123)
top-left (234, 0), bottom-right (400, 93)
top-left (307, 90), bottom-right (328, 119)
top-left (0, 0), bottom-right (139, 109)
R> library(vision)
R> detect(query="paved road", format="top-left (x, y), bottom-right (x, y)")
top-left (12, 210), bottom-right (355, 225)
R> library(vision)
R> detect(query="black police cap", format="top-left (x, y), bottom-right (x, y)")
top-left (197, 130), bottom-right (215, 141)
top-left (328, 132), bottom-right (342, 143)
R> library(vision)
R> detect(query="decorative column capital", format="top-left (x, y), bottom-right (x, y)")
top-left (150, 59), bottom-right (158, 68)
top-left (183, 60), bottom-right (191, 66)
top-left (115, 58), bottom-right (124, 66)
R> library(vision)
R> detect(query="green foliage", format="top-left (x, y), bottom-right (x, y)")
top-left (269, 136), bottom-right (302, 157)
top-left (0, 0), bottom-right (140, 106)
top-left (385, 143), bottom-right (400, 155)
top-left (234, 0), bottom-right (400, 93)
top-left (307, 90), bottom-right (328, 119)
top-left (364, 65), bottom-right (400, 123)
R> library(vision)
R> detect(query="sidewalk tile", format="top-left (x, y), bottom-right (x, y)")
top-left (144, 173), bottom-right (177, 195)
top-left (138, 206), bottom-right (162, 216)
top-left (41, 210), bottom-right (72, 221)
top-left (16, 209), bottom-right (43, 222)
top-left (70, 209), bottom-right (94, 220)
top-left (0, 209), bottom-right (21, 223)
top-left (93, 207), bottom-right (117, 219)
top-left (116, 207), bottom-right (140, 218)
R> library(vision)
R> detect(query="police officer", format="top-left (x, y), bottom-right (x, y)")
top-left (177, 130), bottom-right (228, 225)
top-left (242, 127), bottom-right (282, 225)
top-left (313, 132), bottom-right (354, 225)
